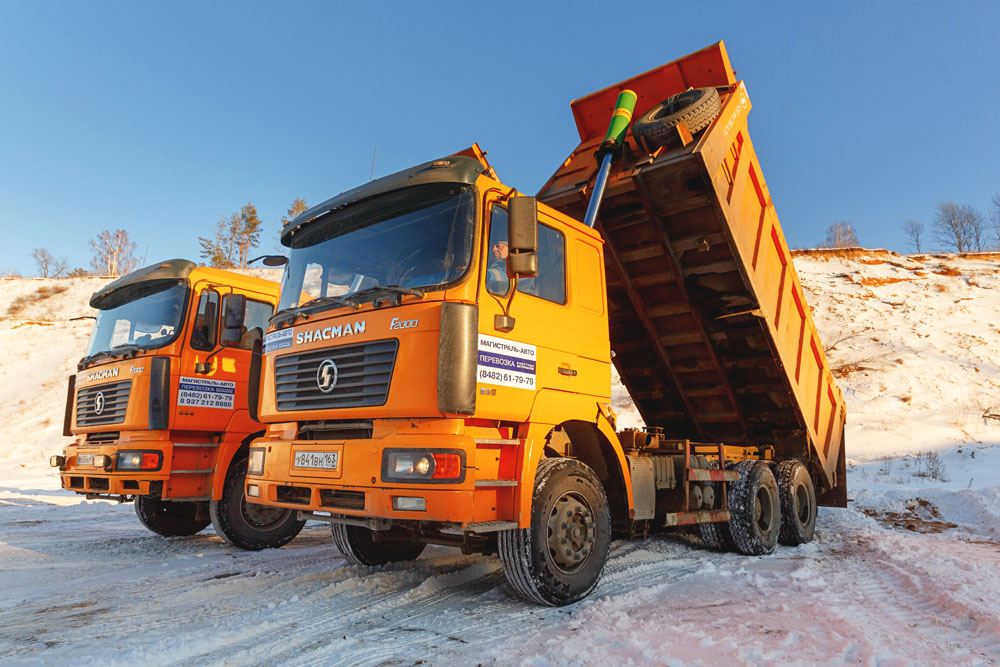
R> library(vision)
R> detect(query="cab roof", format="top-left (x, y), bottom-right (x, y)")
top-left (90, 259), bottom-right (279, 309)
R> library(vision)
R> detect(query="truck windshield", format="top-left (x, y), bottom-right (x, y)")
top-left (85, 281), bottom-right (189, 357)
top-left (278, 183), bottom-right (476, 311)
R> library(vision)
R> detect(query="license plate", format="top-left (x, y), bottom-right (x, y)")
top-left (294, 451), bottom-right (339, 470)
top-left (77, 454), bottom-right (95, 466)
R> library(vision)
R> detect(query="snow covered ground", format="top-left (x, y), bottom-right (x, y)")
top-left (2, 252), bottom-right (1000, 666)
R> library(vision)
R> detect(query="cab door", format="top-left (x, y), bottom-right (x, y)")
top-left (476, 198), bottom-right (611, 423)
top-left (175, 282), bottom-right (274, 432)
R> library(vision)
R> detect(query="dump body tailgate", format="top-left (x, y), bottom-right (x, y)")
top-left (537, 42), bottom-right (846, 503)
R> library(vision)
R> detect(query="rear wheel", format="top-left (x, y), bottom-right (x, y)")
top-left (331, 523), bottom-right (426, 566)
top-left (210, 455), bottom-right (305, 550)
top-left (776, 460), bottom-right (817, 546)
top-left (698, 461), bottom-right (734, 551)
top-left (498, 458), bottom-right (611, 606)
top-left (727, 460), bottom-right (780, 556)
top-left (134, 496), bottom-right (210, 537)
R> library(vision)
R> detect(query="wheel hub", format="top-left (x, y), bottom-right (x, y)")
top-left (241, 496), bottom-right (288, 528)
top-left (546, 492), bottom-right (595, 573)
top-left (755, 488), bottom-right (774, 532)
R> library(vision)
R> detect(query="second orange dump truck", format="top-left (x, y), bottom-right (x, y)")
top-left (51, 259), bottom-right (304, 550)
top-left (245, 42), bottom-right (846, 604)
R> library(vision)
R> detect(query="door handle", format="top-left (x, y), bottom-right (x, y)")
top-left (558, 365), bottom-right (577, 377)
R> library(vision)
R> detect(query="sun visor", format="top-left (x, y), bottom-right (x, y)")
top-left (280, 156), bottom-right (484, 247)
top-left (89, 259), bottom-right (197, 309)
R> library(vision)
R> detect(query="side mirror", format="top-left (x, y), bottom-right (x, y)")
top-left (507, 196), bottom-right (539, 278)
top-left (220, 294), bottom-right (246, 347)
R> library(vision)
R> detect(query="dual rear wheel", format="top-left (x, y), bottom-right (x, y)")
top-left (699, 459), bottom-right (817, 555)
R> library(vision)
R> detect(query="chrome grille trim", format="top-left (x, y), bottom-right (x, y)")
top-left (274, 339), bottom-right (397, 411)
top-left (76, 380), bottom-right (131, 426)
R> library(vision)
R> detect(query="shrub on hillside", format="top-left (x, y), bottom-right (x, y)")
top-left (5, 284), bottom-right (69, 318)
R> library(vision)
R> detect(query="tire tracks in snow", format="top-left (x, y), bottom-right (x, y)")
top-left (181, 536), bottom-right (706, 666)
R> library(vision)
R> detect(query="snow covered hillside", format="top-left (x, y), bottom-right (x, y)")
top-left (2, 253), bottom-right (1000, 666)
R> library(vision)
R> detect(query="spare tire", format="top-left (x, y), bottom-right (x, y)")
top-left (632, 87), bottom-right (722, 151)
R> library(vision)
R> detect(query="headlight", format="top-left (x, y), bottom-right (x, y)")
top-left (248, 447), bottom-right (266, 476)
top-left (50, 455), bottom-right (66, 468)
top-left (381, 449), bottom-right (465, 483)
top-left (116, 450), bottom-right (163, 471)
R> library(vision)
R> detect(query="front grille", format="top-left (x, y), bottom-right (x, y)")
top-left (77, 381), bottom-right (131, 427)
top-left (320, 489), bottom-right (365, 510)
top-left (87, 431), bottom-right (120, 443)
top-left (298, 420), bottom-right (373, 441)
top-left (274, 339), bottom-right (397, 411)
top-left (276, 485), bottom-right (312, 505)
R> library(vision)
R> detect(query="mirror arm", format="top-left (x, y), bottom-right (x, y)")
top-left (195, 344), bottom-right (223, 375)
top-left (493, 277), bottom-right (519, 333)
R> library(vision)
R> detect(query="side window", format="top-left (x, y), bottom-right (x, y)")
top-left (517, 224), bottom-right (566, 304)
top-left (225, 297), bottom-right (274, 350)
top-left (485, 205), bottom-right (511, 296)
top-left (190, 290), bottom-right (220, 351)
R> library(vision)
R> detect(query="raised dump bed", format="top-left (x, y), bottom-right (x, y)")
top-left (538, 41), bottom-right (846, 505)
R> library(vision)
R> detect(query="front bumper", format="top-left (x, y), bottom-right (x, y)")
top-left (246, 434), bottom-right (503, 526)
top-left (57, 444), bottom-right (169, 497)
top-left (54, 432), bottom-right (217, 499)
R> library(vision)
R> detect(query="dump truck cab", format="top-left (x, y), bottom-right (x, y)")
top-left (249, 42), bottom-right (845, 606)
top-left (52, 259), bottom-right (304, 549)
top-left (247, 148), bottom-right (627, 579)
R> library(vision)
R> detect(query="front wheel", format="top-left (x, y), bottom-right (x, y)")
top-left (134, 496), bottom-right (210, 537)
top-left (210, 455), bottom-right (305, 550)
top-left (331, 523), bottom-right (426, 566)
top-left (498, 458), bottom-right (611, 606)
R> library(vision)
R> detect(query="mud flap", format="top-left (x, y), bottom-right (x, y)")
top-left (815, 436), bottom-right (847, 508)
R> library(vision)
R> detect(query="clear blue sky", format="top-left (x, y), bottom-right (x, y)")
top-left (1, 1), bottom-right (998, 275)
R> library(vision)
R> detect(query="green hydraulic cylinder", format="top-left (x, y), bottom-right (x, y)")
top-left (583, 89), bottom-right (637, 228)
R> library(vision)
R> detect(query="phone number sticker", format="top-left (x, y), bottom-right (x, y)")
top-left (178, 376), bottom-right (236, 410)
top-left (477, 334), bottom-right (536, 390)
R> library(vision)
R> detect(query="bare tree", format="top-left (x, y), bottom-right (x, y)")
top-left (280, 197), bottom-right (308, 230)
top-left (901, 220), bottom-right (924, 253)
top-left (89, 229), bottom-right (138, 277)
top-left (990, 193), bottom-right (1000, 249)
top-left (30, 248), bottom-right (70, 278)
top-left (820, 221), bottom-right (859, 248)
top-left (932, 201), bottom-right (986, 253)
top-left (66, 267), bottom-right (91, 278)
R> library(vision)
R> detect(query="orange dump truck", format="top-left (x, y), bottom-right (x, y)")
top-left (245, 42), bottom-right (845, 605)
top-left (51, 259), bottom-right (304, 550)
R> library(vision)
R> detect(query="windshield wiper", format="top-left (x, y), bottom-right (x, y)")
top-left (347, 285), bottom-right (425, 307)
top-left (77, 344), bottom-right (142, 370)
top-left (270, 295), bottom-right (359, 328)
top-left (109, 344), bottom-right (142, 359)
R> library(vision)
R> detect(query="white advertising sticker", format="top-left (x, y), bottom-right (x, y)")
top-left (178, 376), bottom-right (236, 409)
top-left (477, 334), bottom-right (536, 390)
top-left (263, 328), bottom-right (294, 353)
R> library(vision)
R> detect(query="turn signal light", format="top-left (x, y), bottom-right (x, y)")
top-left (430, 453), bottom-right (462, 480)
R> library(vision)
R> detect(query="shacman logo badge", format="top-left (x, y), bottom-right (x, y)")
top-left (94, 392), bottom-right (106, 415)
top-left (316, 359), bottom-right (339, 394)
